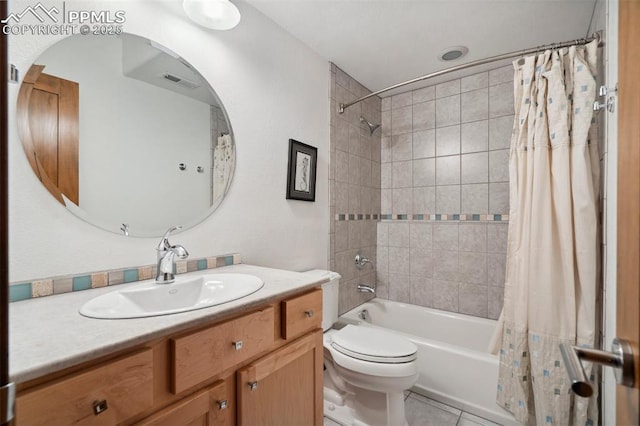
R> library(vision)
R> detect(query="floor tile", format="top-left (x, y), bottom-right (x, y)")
top-left (405, 393), bottom-right (460, 426)
top-left (324, 392), bottom-right (502, 426)
top-left (408, 392), bottom-right (462, 416)
top-left (457, 412), bottom-right (501, 426)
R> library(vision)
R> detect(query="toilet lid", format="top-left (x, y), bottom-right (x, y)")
top-left (330, 325), bottom-right (417, 363)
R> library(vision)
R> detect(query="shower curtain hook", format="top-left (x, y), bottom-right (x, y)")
top-left (518, 48), bottom-right (526, 66)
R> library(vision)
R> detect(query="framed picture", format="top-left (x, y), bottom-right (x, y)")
top-left (286, 139), bottom-right (317, 202)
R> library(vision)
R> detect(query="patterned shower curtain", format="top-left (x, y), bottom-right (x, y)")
top-left (490, 39), bottom-right (600, 425)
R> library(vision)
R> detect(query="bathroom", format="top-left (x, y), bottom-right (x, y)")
top-left (1, 0), bottom-right (638, 425)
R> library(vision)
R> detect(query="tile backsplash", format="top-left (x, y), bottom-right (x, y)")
top-left (9, 253), bottom-right (241, 302)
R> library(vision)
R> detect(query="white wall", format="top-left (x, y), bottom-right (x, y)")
top-left (8, 0), bottom-right (330, 282)
top-left (37, 35), bottom-right (212, 235)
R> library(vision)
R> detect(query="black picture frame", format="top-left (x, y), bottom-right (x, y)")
top-left (286, 139), bottom-right (317, 202)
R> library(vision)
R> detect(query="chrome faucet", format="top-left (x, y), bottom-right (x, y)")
top-left (155, 226), bottom-right (189, 284)
top-left (357, 284), bottom-right (376, 294)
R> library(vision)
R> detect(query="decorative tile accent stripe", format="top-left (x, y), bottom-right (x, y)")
top-left (8, 253), bottom-right (242, 303)
top-left (335, 213), bottom-right (509, 222)
top-left (334, 214), bottom-right (380, 221)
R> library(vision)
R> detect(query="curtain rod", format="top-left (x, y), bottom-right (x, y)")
top-left (338, 32), bottom-right (602, 114)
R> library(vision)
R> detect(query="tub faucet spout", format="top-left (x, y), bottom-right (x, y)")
top-left (357, 284), bottom-right (376, 294)
top-left (155, 226), bottom-right (189, 284)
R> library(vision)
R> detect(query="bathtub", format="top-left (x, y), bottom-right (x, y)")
top-left (340, 299), bottom-right (519, 426)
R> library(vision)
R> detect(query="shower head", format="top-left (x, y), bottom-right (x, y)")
top-left (360, 116), bottom-right (381, 136)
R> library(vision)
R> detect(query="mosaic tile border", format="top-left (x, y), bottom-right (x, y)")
top-left (9, 253), bottom-right (242, 303)
top-left (335, 214), bottom-right (380, 221)
top-left (335, 213), bottom-right (509, 222)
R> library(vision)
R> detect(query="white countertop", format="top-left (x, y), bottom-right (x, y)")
top-left (9, 264), bottom-right (328, 383)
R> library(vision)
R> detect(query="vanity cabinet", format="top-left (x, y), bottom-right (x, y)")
top-left (13, 288), bottom-right (323, 426)
top-left (237, 329), bottom-right (323, 426)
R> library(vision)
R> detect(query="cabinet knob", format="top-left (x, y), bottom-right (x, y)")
top-left (232, 340), bottom-right (243, 351)
top-left (217, 399), bottom-right (228, 410)
top-left (248, 381), bottom-right (258, 391)
top-left (92, 400), bottom-right (108, 416)
top-left (305, 310), bottom-right (314, 318)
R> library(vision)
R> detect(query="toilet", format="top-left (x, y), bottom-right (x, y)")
top-left (304, 270), bottom-right (419, 426)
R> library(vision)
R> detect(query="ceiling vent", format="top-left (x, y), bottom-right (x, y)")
top-left (438, 46), bottom-right (469, 62)
top-left (162, 73), bottom-right (200, 89)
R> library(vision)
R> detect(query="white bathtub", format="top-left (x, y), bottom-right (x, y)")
top-left (340, 299), bottom-right (519, 426)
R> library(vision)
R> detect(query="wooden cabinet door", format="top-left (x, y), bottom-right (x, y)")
top-left (17, 64), bottom-right (79, 205)
top-left (236, 329), bottom-right (323, 426)
top-left (617, 0), bottom-right (640, 423)
top-left (137, 380), bottom-right (231, 426)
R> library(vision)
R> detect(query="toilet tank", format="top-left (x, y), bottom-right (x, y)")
top-left (303, 269), bottom-right (341, 331)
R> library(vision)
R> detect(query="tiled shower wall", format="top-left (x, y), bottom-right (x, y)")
top-left (376, 66), bottom-right (514, 319)
top-left (329, 64), bottom-right (382, 315)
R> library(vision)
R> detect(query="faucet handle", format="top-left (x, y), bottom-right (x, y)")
top-left (157, 225), bottom-right (183, 250)
top-left (355, 252), bottom-right (371, 270)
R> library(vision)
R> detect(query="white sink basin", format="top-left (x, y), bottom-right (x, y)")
top-left (79, 273), bottom-right (264, 319)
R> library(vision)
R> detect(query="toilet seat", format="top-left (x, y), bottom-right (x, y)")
top-left (330, 325), bottom-right (417, 363)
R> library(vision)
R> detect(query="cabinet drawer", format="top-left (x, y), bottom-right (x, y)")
top-left (281, 289), bottom-right (322, 340)
top-left (16, 349), bottom-right (153, 426)
top-left (138, 380), bottom-right (231, 426)
top-left (172, 307), bottom-right (274, 394)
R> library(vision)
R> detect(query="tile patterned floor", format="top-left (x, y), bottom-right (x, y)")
top-left (323, 391), bottom-right (501, 426)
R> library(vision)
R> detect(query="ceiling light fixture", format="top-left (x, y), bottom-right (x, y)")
top-left (439, 46), bottom-right (469, 62)
top-left (183, 0), bottom-right (241, 31)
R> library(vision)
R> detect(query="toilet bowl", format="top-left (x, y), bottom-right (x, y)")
top-left (303, 270), bottom-right (419, 426)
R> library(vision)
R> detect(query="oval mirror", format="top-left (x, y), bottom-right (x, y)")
top-left (17, 33), bottom-right (235, 237)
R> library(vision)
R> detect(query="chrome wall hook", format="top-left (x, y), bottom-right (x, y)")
top-left (593, 98), bottom-right (615, 113)
top-left (594, 84), bottom-right (617, 113)
top-left (598, 84), bottom-right (618, 97)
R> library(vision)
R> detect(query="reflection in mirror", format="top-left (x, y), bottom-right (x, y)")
top-left (17, 33), bottom-right (235, 237)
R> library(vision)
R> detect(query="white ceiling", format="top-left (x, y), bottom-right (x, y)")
top-left (244, 0), bottom-right (598, 96)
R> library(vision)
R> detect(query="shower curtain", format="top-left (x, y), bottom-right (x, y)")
top-left (490, 39), bottom-right (600, 425)
top-left (213, 134), bottom-right (234, 202)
